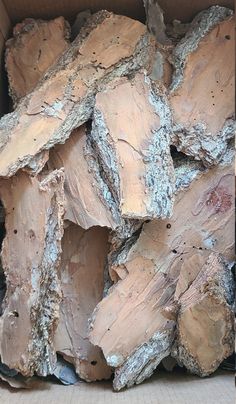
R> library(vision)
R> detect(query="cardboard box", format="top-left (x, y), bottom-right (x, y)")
top-left (0, 1), bottom-right (234, 402)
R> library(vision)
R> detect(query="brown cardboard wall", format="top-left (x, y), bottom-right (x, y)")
top-left (2, 0), bottom-right (234, 24)
top-left (2, 0), bottom-right (145, 24)
top-left (0, 0), bottom-right (10, 116)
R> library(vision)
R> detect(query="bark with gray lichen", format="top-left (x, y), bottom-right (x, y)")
top-left (86, 72), bottom-right (175, 238)
top-left (172, 252), bottom-right (235, 376)
top-left (0, 169), bottom-right (64, 376)
top-left (5, 17), bottom-right (71, 106)
top-left (89, 160), bottom-right (234, 390)
top-left (0, 11), bottom-right (155, 178)
top-left (169, 6), bottom-right (235, 166)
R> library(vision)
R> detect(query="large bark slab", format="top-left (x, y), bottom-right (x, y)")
top-left (0, 169), bottom-right (64, 376)
top-left (89, 162), bottom-right (234, 390)
top-left (55, 223), bottom-right (112, 381)
top-left (87, 72), bottom-right (175, 226)
top-left (172, 253), bottom-right (234, 376)
top-left (49, 125), bottom-right (116, 230)
top-left (169, 6), bottom-right (235, 166)
top-left (5, 17), bottom-right (70, 105)
top-left (0, 11), bottom-right (155, 178)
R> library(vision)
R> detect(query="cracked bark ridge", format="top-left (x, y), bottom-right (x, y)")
top-left (169, 6), bottom-right (235, 166)
top-left (50, 125), bottom-right (116, 230)
top-left (87, 72), bottom-right (175, 228)
top-left (172, 253), bottom-right (235, 376)
top-left (55, 223), bottom-right (112, 381)
top-left (89, 162), bottom-right (234, 390)
top-left (0, 11), bottom-right (155, 178)
top-left (0, 169), bottom-right (65, 376)
top-left (5, 17), bottom-right (71, 105)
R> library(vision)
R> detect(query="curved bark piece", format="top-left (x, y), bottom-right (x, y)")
top-left (172, 253), bottom-right (234, 376)
top-left (89, 162), bottom-right (234, 390)
top-left (169, 6), bottom-right (235, 166)
top-left (0, 11), bottom-right (155, 178)
top-left (55, 223), bottom-right (112, 381)
top-left (87, 72), bottom-right (175, 225)
top-left (0, 169), bottom-right (64, 376)
top-left (5, 17), bottom-right (71, 105)
top-left (50, 125), bottom-right (116, 230)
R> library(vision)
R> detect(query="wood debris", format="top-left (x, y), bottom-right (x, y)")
top-left (89, 163), bottom-right (234, 390)
top-left (0, 11), bottom-right (155, 178)
top-left (0, 5), bottom-right (234, 392)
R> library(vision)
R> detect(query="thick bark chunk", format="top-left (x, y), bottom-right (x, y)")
top-left (172, 253), bottom-right (234, 376)
top-left (89, 163), bottom-right (234, 390)
top-left (87, 72), bottom-right (175, 226)
top-left (5, 17), bottom-right (70, 105)
top-left (0, 170), bottom-right (64, 376)
top-left (50, 125), bottom-right (116, 230)
top-left (169, 6), bottom-right (235, 166)
top-left (55, 223), bottom-right (112, 381)
top-left (0, 11), bottom-right (155, 178)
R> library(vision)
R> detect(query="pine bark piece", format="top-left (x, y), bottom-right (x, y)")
top-left (0, 169), bottom-right (65, 376)
top-left (0, 11), bottom-right (155, 178)
top-left (169, 6), bottom-right (235, 166)
top-left (5, 17), bottom-right (71, 105)
top-left (89, 162), bottom-right (234, 390)
top-left (108, 156), bottom-right (206, 284)
top-left (172, 253), bottom-right (234, 376)
top-left (143, 0), bottom-right (171, 45)
top-left (49, 125), bottom-right (115, 230)
top-left (55, 223), bottom-right (112, 381)
top-left (87, 72), bottom-right (175, 224)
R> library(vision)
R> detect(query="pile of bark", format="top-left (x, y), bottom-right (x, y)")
top-left (0, 4), bottom-right (234, 391)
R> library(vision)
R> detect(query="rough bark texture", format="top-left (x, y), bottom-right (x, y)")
top-left (0, 4), bottom-right (234, 392)
top-left (0, 11), bottom-right (155, 178)
top-left (0, 169), bottom-right (64, 376)
top-left (166, 20), bottom-right (190, 44)
top-left (169, 6), bottom-right (235, 166)
top-left (149, 46), bottom-right (173, 89)
top-left (172, 253), bottom-right (234, 376)
top-left (54, 223), bottom-right (112, 382)
top-left (89, 162), bottom-right (234, 390)
top-left (5, 17), bottom-right (71, 105)
top-left (143, 0), bottom-right (171, 45)
top-left (49, 125), bottom-right (116, 230)
top-left (87, 72), bottom-right (175, 227)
